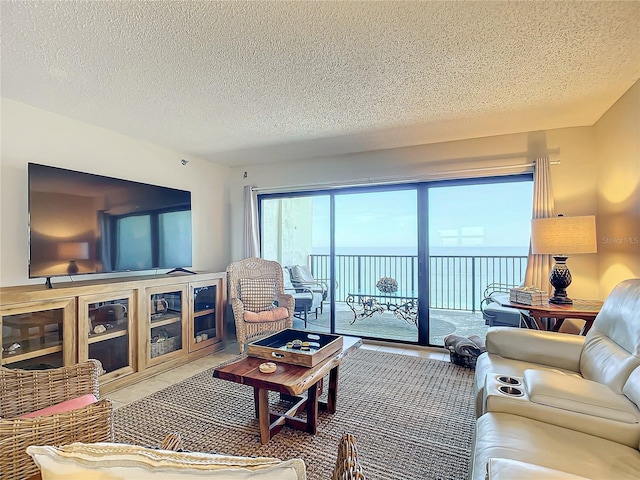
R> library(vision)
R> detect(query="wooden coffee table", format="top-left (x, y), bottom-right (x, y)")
top-left (213, 335), bottom-right (362, 444)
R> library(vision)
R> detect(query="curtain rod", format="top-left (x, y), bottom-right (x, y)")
top-left (252, 159), bottom-right (560, 194)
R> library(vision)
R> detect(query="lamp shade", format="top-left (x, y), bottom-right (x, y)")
top-left (57, 242), bottom-right (89, 260)
top-left (531, 215), bottom-right (597, 255)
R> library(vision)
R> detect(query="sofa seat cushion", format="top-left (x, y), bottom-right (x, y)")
top-left (243, 306), bottom-right (289, 323)
top-left (524, 369), bottom-right (639, 423)
top-left (18, 394), bottom-right (98, 419)
top-left (487, 458), bottom-right (590, 480)
top-left (27, 442), bottom-right (306, 480)
top-left (472, 413), bottom-right (640, 480)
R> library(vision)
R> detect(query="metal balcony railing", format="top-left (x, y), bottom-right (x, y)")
top-left (310, 253), bottom-right (528, 312)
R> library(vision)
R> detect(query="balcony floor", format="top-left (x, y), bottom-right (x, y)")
top-left (298, 301), bottom-right (488, 346)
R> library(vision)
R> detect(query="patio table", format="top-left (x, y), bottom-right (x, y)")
top-left (346, 291), bottom-right (418, 325)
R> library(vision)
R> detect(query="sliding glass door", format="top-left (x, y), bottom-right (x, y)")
top-left (259, 174), bottom-right (532, 346)
top-left (333, 189), bottom-right (418, 341)
top-left (426, 180), bottom-right (533, 344)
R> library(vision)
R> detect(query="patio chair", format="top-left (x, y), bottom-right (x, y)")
top-left (480, 283), bottom-right (532, 328)
top-left (0, 359), bottom-right (114, 480)
top-left (227, 258), bottom-right (294, 352)
top-left (288, 264), bottom-right (328, 315)
top-left (283, 266), bottom-right (323, 326)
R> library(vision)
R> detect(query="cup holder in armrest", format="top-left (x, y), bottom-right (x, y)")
top-left (498, 385), bottom-right (524, 397)
top-left (497, 375), bottom-right (521, 386)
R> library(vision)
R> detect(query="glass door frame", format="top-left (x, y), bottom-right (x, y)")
top-left (259, 173), bottom-right (533, 347)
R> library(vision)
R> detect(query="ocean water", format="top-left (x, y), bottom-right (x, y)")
top-left (313, 245), bottom-right (528, 257)
top-left (309, 246), bottom-right (528, 310)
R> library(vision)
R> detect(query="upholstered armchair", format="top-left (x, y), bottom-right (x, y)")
top-left (226, 258), bottom-right (294, 352)
top-left (0, 359), bottom-right (114, 480)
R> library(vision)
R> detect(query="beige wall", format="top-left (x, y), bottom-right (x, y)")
top-left (595, 80), bottom-right (640, 296)
top-left (0, 99), bottom-right (231, 287)
top-left (230, 125), bottom-right (602, 298)
top-left (4, 79), bottom-right (638, 298)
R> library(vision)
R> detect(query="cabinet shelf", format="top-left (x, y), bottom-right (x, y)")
top-left (87, 328), bottom-right (128, 344)
top-left (1, 344), bottom-right (63, 365)
top-left (194, 308), bottom-right (215, 317)
top-left (150, 314), bottom-right (182, 328)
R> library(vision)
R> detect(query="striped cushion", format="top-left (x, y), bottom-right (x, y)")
top-left (239, 278), bottom-right (276, 312)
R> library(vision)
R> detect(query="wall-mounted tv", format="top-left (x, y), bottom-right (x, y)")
top-left (28, 163), bottom-right (192, 283)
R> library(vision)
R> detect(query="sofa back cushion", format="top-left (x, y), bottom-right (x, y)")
top-left (623, 366), bottom-right (640, 411)
top-left (580, 279), bottom-right (640, 392)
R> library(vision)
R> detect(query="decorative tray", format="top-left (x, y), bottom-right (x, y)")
top-left (247, 329), bottom-right (343, 368)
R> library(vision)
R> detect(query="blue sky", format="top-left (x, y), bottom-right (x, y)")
top-left (312, 181), bottom-right (533, 253)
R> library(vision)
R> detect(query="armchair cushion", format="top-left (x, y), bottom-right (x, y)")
top-left (239, 278), bottom-right (276, 312)
top-left (27, 442), bottom-right (306, 480)
top-left (243, 307), bottom-right (290, 323)
top-left (18, 394), bottom-right (98, 419)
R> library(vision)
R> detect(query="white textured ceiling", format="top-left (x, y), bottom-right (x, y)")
top-left (2, 1), bottom-right (639, 166)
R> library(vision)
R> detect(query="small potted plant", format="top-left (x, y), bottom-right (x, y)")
top-left (376, 277), bottom-right (398, 294)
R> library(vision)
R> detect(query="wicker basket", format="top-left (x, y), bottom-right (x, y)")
top-left (449, 351), bottom-right (478, 368)
top-left (151, 335), bottom-right (181, 358)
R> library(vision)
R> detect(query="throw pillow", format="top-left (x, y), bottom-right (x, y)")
top-left (239, 278), bottom-right (276, 312)
top-left (19, 394), bottom-right (98, 418)
top-left (27, 442), bottom-right (306, 480)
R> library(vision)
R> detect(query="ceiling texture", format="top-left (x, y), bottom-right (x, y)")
top-left (2, 1), bottom-right (639, 167)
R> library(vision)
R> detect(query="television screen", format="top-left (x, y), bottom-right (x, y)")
top-left (28, 163), bottom-right (192, 279)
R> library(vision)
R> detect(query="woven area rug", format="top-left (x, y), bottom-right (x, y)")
top-left (114, 349), bottom-right (475, 480)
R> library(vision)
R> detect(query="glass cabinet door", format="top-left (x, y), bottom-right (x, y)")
top-left (1, 298), bottom-right (75, 369)
top-left (78, 291), bottom-right (135, 382)
top-left (189, 279), bottom-right (223, 352)
top-left (145, 285), bottom-right (187, 366)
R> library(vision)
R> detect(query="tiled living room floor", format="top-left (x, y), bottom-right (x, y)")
top-left (106, 341), bottom-right (449, 409)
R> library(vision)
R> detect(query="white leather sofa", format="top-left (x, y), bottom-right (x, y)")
top-left (470, 278), bottom-right (640, 480)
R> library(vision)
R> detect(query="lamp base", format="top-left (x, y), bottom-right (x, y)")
top-left (548, 255), bottom-right (573, 305)
top-left (67, 260), bottom-right (79, 275)
top-left (548, 295), bottom-right (573, 305)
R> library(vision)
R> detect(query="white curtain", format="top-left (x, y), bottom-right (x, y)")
top-left (242, 185), bottom-right (260, 258)
top-left (524, 156), bottom-right (555, 294)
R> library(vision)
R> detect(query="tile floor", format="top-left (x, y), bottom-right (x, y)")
top-left (106, 341), bottom-right (449, 409)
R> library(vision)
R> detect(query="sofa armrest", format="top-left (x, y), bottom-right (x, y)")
top-left (524, 370), bottom-right (639, 423)
top-left (486, 328), bottom-right (585, 372)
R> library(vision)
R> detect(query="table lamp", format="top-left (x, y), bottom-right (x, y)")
top-left (531, 214), bottom-right (597, 304)
top-left (58, 242), bottom-right (90, 275)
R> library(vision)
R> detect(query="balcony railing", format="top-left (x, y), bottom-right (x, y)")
top-left (310, 254), bottom-right (528, 312)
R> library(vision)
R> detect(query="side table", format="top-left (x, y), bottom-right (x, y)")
top-left (497, 298), bottom-right (603, 335)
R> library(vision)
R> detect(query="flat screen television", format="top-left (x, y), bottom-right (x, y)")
top-left (28, 163), bottom-right (192, 284)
